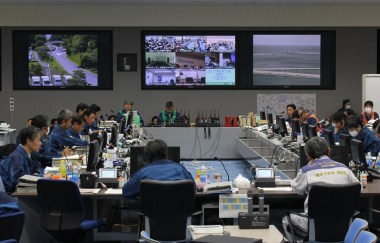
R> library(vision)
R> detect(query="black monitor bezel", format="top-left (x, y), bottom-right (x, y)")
top-left (13, 29), bottom-right (113, 90)
top-left (141, 30), bottom-right (238, 90)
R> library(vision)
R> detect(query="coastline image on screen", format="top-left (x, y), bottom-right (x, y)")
top-left (253, 34), bottom-right (321, 86)
top-left (144, 34), bottom-right (235, 87)
top-left (13, 30), bottom-right (113, 90)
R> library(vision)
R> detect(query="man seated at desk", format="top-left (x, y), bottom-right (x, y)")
top-left (67, 115), bottom-right (85, 139)
top-left (282, 137), bottom-right (359, 242)
top-left (158, 101), bottom-right (181, 126)
top-left (115, 99), bottom-right (144, 125)
top-left (81, 109), bottom-right (102, 136)
top-left (49, 109), bottom-right (88, 156)
top-left (122, 139), bottom-right (194, 199)
top-left (30, 115), bottom-right (53, 168)
top-left (0, 126), bottom-right (44, 193)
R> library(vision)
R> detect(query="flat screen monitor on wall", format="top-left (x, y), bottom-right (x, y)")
top-left (13, 30), bottom-right (113, 90)
top-left (142, 31), bottom-right (237, 90)
top-left (250, 31), bottom-right (335, 90)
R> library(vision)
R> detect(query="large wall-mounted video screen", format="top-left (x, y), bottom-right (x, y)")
top-left (249, 31), bottom-right (335, 90)
top-left (13, 30), bottom-right (113, 90)
top-left (142, 31), bottom-right (237, 90)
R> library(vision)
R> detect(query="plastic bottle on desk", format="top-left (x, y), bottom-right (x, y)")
top-left (366, 152), bottom-right (373, 168)
top-left (200, 166), bottom-right (207, 183)
top-left (72, 165), bottom-right (79, 185)
top-left (59, 160), bottom-right (67, 178)
top-left (66, 162), bottom-right (73, 181)
top-left (375, 153), bottom-right (380, 171)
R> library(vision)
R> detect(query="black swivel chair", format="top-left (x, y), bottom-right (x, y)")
top-left (287, 182), bottom-right (361, 242)
top-left (37, 179), bottom-right (104, 242)
top-left (139, 179), bottom-right (195, 242)
top-left (0, 211), bottom-right (25, 242)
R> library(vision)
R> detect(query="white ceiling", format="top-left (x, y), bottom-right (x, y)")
top-left (1, 0), bottom-right (380, 5)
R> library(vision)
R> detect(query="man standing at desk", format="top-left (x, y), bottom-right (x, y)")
top-left (115, 99), bottom-right (144, 125)
top-left (122, 139), bottom-right (194, 199)
top-left (158, 101), bottom-right (181, 126)
top-left (282, 137), bottom-right (359, 242)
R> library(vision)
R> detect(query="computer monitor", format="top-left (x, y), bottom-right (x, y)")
top-left (276, 116), bottom-right (287, 137)
top-left (301, 122), bottom-right (309, 140)
top-left (350, 139), bottom-right (366, 164)
top-left (308, 125), bottom-right (317, 138)
top-left (89, 132), bottom-right (104, 151)
top-left (267, 113), bottom-right (274, 125)
top-left (291, 119), bottom-right (301, 141)
top-left (101, 131), bottom-right (107, 151)
top-left (87, 140), bottom-right (100, 172)
top-left (260, 111), bottom-right (266, 121)
top-left (119, 118), bottom-right (126, 134)
top-left (255, 168), bottom-right (274, 178)
top-left (323, 129), bottom-right (335, 146)
top-left (338, 133), bottom-right (351, 147)
top-left (299, 144), bottom-right (309, 168)
top-left (329, 145), bottom-right (350, 167)
top-left (129, 146), bottom-right (181, 177)
top-left (109, 124), bottom-right (118, 146)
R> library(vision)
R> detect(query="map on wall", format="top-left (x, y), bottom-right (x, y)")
top-left (257, 93), bottom-right (316, 117)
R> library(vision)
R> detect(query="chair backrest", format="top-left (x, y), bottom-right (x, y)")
top-left (354, 230), bottom-right (377, 243)
top-left (0, 211), bottom-right (25, 241)
top-left (344, 218), bottom-right (368, 243)
top-left (140, 179), bottom-right (195, 241)
top-left (37, 179), bottom-right (84, 238)
top-left (308, 182), bottom-right (361, 242)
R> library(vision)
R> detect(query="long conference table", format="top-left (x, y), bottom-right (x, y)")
top-left (13, 179), bottom-right (380, 243)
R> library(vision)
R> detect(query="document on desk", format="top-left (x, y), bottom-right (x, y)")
top-left (188, 225), bottom-right (224, 234)
top-left (79, 188), bottom-right (100, 194)
top-left (104, 188), bottom-right (122, 194)
top-left (258, 187), bottom-right (293, 191)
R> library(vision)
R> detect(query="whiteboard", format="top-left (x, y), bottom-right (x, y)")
top-left (362, 74), bottom-right (380, 110)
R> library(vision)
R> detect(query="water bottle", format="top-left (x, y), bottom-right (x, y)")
top-left (59, 160), bottom-right (67, 178)
top-left (375, 153), bottom-right (380, 171)
top-left (72, 165), bottom-right (79, 185)
top-left (66, 162), bottom-right (73, 181)
top-left (200, 166), bottom-right (207, 183)
top-left (366, 152), bottom-right (373, 168)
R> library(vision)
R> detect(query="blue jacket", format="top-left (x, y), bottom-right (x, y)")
top-left (49, 125), bottom-right (88, 156)
top-left (0, 192), bottom-right (20, 214)
top-left (0, 145), bottom-right (43, 193)
top-left (122, 159), bottom-right (194, 199)
top-left (321, 124), bottom-right (349, 143)
top-left (68, 127), bottom-right (81, 139)
top-left (31, 134), bottom-right (53, 168)
top-left (355, 126), bottom-right (380, 156)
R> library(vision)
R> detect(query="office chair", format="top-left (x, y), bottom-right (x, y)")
top-left (139, 179), bottom-right (195, 242)
top-left (354, 230), bottom-right (377, 243)
top-left (0, 211), bottom-right (25, 242)
top-left (37, 179), bottom-right (104, 242)
top-left (344, 218), bottom-right (368, 243)
top-left (287, 182), bottom-right (361, 242)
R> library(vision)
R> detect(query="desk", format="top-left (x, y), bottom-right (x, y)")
top-left (191, 225), bottom-right (283, 243)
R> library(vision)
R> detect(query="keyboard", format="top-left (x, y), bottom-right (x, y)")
top-left (275, 179), bottom-right (292, 186)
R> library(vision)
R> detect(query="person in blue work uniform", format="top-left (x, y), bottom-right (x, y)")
top-left (158, 101), bottom-right (181, 126)
top-left (346, 114), bottom-right (380, 156)
top-left (0, 126), bottom-right (44, 193)
top-left (81, 109), bottom-right (102, 136)
top-left (286, 104), bottom-right (297, 124)
top-left (282, 137), bottom-right (359, 242)
top-left (360, 100), bottom-right (379, 126)
top-left (30, 115), bottom-right (54, 168)
top-left (49, 109), bottom-right (88, 156)
top-left (68, 115), bottom-right (85, 139)
top-left (122, 139), bottom-right (194, 199)
top-left (115, 99), bottom-right (144, 125)
top-left (330, 111), bottom-right (349, 143)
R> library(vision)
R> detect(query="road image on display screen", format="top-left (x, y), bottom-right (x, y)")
top-left (143, 33), bottom-right (236, 88)
top-left (28, 34), bottom-right (98, 87)
top-left (253, 34), bottom-right (321, 86)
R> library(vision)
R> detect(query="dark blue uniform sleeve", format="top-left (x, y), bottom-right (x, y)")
top-left (307, 117), bottom-right (317, 126)
top-left (122, 171), bottom-right (142, 199)
top-left (116, 110), bottom-right (124, 123)
top-left (364, 132), bottom-right (380, 156)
